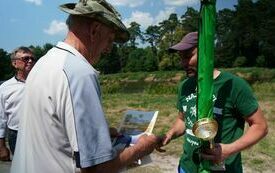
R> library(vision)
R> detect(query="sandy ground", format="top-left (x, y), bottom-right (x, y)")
top-left (149, 153), bottom-right (179, 172)
top-left (0, 154), bottom-right (273, 173)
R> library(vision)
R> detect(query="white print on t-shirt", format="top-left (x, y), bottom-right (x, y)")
top-left (187, 116), bottom-right (194, 127)
top-left (186, 136), bottom-right (199, 146)
top-left (190, 106), bottom-right (196, 117)
top-left (185, 93), bottom-right (216, 103)
top-left (183, 105), bottom-right (187, 112)
top-left (186, 93), bottom-right (196, 102)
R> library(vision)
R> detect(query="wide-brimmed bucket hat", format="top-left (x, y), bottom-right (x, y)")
top-left (59, 0), bottom-right (130, 43)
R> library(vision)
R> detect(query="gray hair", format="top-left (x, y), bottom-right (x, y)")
top-left (65, 15), bottom-right (73, 30)
top-left (66, 15), bottom-right (95, 31)
top-left (10, 46), bottom-right (33, 60)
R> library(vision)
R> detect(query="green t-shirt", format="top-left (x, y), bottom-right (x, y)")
top-left (177, 71), bottom-right (258, 173)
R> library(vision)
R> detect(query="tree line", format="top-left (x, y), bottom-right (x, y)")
top-left (0, 0), bottom-right (274, 80)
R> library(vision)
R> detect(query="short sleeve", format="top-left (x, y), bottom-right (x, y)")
top-left (234, 78), bottom-right (258, 117)
top-left (64, 59), bottom-right (116, 168)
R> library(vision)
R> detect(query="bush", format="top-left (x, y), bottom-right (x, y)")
top-left (100, 68), bottom-right (275, 94)
top-left (256, 55), bottom-right (266, 67)
top-left (233, 56), bottom-right (247, 67)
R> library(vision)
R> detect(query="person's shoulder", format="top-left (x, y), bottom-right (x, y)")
top-left (220, 71), bottom-right (247, 82)
top-left (179, 76), bottom-right (191, 84)
top-left (0, 77), bottom-right (16, 88)
top-left (221, 71), bottom-right (252, 90)
top-left (0, 77), bottom-right (18, 95)
top-left (178, 76), bottom-right (196, 89)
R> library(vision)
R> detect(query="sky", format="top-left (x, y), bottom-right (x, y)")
top-left (0, 0), bottom-right (238, 52)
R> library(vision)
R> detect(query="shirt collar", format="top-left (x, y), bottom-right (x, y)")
top-left (55, 42), bottom-right (100, 75)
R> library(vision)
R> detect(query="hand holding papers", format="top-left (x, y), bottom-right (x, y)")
top-left (112, 110), bottom-right (159, 167)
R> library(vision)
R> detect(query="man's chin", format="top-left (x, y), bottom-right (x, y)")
top-left (186, 71), bottom-right (196, 77)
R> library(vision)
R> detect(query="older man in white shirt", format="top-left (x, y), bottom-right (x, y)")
top-left (0, 47), bottom-right (35, 160)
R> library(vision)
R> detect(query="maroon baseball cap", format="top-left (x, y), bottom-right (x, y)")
top-left (168, 32), bottom-right (198, 53)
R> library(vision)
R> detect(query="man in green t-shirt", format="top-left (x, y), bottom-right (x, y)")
top-left (158, 32), bottom-right (268, 173)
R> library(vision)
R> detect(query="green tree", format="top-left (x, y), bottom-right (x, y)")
top-left (95, 45), bottom-right (122, 74)
top-left (118, 45), bottom-right (135, 72)
top-left (180, 7), bottom-right (199, 32)
top-left (215, 8), bottom-right (235, 67)
top-left (144, 25), bottom-right (160, 56)
top-left (0, 49), bottom-right (13, 80)
top-left (158, 54), bottom-right (173, 71)
top-left (29, 43), bottom-right (53, 60)
top-left (43, 43), bottom-right (54, 54)
top-left (143, 47), bottom-right (158, 71)
top-left (255, 55), bottom-right (267, 67)
top-left (231, 0), bottom-right (259, 66)
top-left (233, 56), bottom-right (247, 67)
top-left (124, 48), bottom-right (146, 72)
top-left (159, 13), bottom-right (180, 48)
top-left (128, 22), bottom-right (143, 48)
top-left (29, 45), bottom-right (44, 60)
top-left (256, 0), bottom-right (275, 67)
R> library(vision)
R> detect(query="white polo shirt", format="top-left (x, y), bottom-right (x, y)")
top-left (0, 77), bottom-right (25, 138)
top-left (11, 42), bottom-right (116, 173)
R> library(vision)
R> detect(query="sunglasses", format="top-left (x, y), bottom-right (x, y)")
top-left (16, 56), bottom-right (36, 63)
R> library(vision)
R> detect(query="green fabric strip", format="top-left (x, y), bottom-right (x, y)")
top-left (198, 0), bottom-right (216, 172)
top-left (198, 0), bottom-right (216, 121)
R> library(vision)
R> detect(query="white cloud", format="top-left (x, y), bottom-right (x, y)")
top-left (108, 0), bottom-right (146, 7)
top-left (155, 7), bottom-right (176, 25)
top-left (123, 11), bottom-right (154, 29)
top-left (123, 7), bottom-right (176, 29)
top-left (24, 0), bottom-right (42, 6)
top-left (163, 0), bottom-right (199, 6)
top-left (44, 20), bottom-right (67, 35)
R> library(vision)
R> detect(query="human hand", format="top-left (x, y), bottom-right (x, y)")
top-left (162, 132), bottom-right (173, 146)
top-left (135, 134), bottom-right (161, 157)
top-left (201, 143), bottom-right (231, 164)
top-left (155, 132), bottom-right (173, 152)
top-left (0, 146), bottom-right (10, 161)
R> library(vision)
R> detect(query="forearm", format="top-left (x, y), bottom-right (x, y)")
top-left (226, 121), bottom-right (268, 156)
top-left (167, 113), bottom-right (186, 139)
top-left (81, 144), bottom-right (146, 173)
top-left (0, 138), bottom-right (6, 148)
top-left (0, 137), bottom-right (10, 161)
top-left (224, 108), bottom-right (268, 156)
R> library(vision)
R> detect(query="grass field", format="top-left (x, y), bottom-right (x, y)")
top-left (101, 70), bottom-right (275, 173)
top-left (1, 69), bottom-right (273, 173)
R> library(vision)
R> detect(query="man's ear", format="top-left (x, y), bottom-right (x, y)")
top-left (89, 21), bottom-right (102, 36)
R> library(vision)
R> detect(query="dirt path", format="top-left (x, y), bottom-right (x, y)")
top-left (1, 154), bottom-right (273, 173)
top-left (149, 153), bottom-right (179, 172)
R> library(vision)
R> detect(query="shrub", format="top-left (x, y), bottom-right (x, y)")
top-left (233, 56), bottom-right (247, 67)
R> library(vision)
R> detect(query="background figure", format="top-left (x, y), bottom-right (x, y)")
top-left (11, 1), bottom-right (160, 173)
top-left (158, 32), bottom-right (268, 173)
top-left (0, 47), bottom-right (35, 160)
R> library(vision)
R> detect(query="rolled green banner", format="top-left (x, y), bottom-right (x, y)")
top-left (197, 0), bottom-right (216, 172)
top-left (198, 0), bottom-right (216, 123)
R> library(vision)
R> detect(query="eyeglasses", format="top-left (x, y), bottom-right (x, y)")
top-left (15, 56), bottom-right (36, 63)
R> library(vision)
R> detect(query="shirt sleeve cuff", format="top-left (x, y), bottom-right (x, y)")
top-left (0, 128), bottom-right (6, 138)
